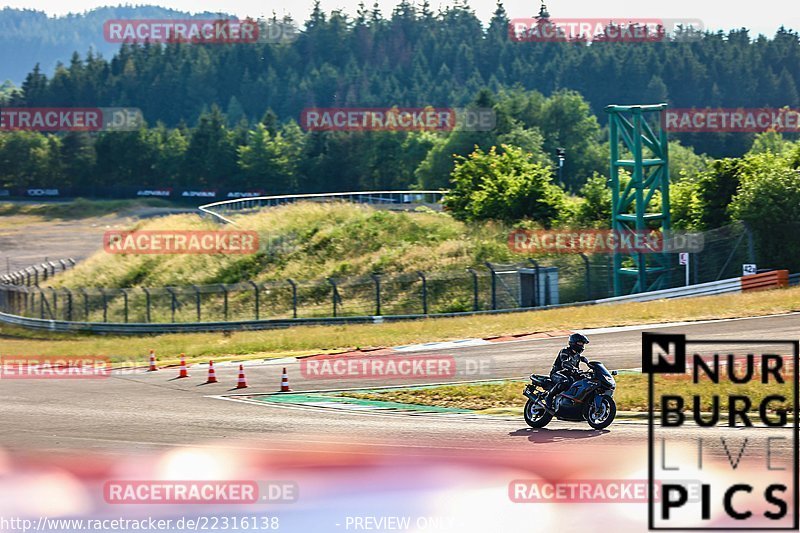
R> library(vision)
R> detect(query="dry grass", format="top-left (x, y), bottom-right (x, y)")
top-left (0, 199), bottom-right (170, 221)
top-left (344, 382), bottom-right (527, 410)
top-left (341, 373), bottom-right (795, 413)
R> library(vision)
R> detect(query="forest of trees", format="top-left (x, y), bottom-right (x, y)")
top-left (0, 87), bottom-right (716, 194)
top-left (2, 1), bottom-right (799, 156)
top-left (2, 2), bottom-right (800, 270)
top-left (2, 1), bottom-right (799, 195)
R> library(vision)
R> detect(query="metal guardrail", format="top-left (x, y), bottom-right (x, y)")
top-left (0, 276), bottom-right (748, 335)
top-left (199, 190), bottom-right (447, 224)
top-left (789, 273), bottom-right (800, 286)
top-left (1, 258), bottom-right (76, 286)
top-left (0, 307), bottom-right (555, 334)
top-left (595, 277), bottom-right (742, 303)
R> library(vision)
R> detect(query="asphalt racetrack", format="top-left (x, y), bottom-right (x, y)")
top-left (2, 312), bottom-right (797, 460)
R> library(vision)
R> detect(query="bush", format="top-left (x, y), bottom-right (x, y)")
top-left (444, 144), bottom-right (566, 225)
top-left (571, 173), bottom-right (612, 228)
top-left (729, 153), bottom-right (800, 271)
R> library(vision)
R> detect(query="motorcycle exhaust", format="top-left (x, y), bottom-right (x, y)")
top-left (537, 398), bottom-right (556, 415)
top-left (524, 386), bottom-right (555, 414)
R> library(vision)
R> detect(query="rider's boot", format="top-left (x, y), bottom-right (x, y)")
top-left (544, 390), bottom-right (557, 410)
top-left (545, 380), bottom-right (568, 411)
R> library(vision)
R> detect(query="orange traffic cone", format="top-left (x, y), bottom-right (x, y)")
top-left (206, 360), bottom-right (218, 383)
top-left (280, 367), bottom-right (291, 392)
top-left (177, 354), bottom-right (189, 378)
top-left (147, 349), bottom-right (157, 371)
top-left (236, 364), bottom-right (248, 389)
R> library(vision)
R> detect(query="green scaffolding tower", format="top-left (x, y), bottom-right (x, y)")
top-left (605, 104), bottom-right (671, 296)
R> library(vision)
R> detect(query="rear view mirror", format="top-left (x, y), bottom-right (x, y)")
top-left (611, 370), bottom-right (618, 375)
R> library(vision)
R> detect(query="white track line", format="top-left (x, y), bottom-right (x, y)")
top-left (393, 338), bottom-right (492, 352)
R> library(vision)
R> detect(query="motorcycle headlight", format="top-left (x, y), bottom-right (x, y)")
top-left (602, 374), bottom-right (616, 388)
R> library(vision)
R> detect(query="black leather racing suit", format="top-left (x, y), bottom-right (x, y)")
top-left (546, 346), bottom-right (582, 408)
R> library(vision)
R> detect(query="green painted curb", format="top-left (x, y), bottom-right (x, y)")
top-left (248, 392), bottom-right (472, 413)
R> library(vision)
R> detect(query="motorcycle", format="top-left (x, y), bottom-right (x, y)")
top-left (522, 361), bottom-right (618, 430)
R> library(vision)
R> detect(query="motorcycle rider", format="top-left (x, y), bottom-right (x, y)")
top-left (545, 333), bottom-right (590, 410)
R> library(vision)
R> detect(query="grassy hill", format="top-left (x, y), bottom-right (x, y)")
top-left (52, 202), bottom-right (518, 288)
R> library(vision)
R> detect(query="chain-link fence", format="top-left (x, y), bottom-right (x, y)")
top-left (0, 271), bottom-right (496, 323)
top-left (533, 223), bottom-right (761, 301)
top-left (0, 224), bottom-right (791, 324)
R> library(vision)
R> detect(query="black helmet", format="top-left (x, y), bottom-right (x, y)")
top-left (568, 333), bottom-right (589, 353)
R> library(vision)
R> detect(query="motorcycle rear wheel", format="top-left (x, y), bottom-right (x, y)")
top-left (524, 398), bottom-right (553, 428)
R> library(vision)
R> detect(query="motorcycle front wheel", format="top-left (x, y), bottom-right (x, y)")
top-left (585, 395), bottom-right (616, 430)
top-left (523, 398), bottom-right (553, 428)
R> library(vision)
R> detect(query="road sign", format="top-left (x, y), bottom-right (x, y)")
top-left (679, 253), bottom-right (690, 286)
top-left (742, 263), bottom-right (757, 276)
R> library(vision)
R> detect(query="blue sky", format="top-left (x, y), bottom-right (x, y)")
top-left (1, 0), bottom-right (798, 38)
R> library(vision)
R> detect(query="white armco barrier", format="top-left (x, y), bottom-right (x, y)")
top-left (199, 190), bottom-right (446, 225)
top-left (594, 277), bottom-right (741, 305)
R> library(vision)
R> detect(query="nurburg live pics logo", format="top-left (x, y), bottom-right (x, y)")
top-left (644, 332), bottom-right (798, 530)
